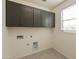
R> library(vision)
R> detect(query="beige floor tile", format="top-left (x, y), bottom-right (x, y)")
top-left (19, 48), bottom-right (68, 59)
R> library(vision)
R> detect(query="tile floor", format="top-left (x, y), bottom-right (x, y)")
top-left (19, 48), bottom-right (68, 59)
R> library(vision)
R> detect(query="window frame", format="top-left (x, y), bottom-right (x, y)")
top-left (61, 4), bottom-right (76, 33)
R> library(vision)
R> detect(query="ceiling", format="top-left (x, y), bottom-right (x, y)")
top-left (23, 0), bottom-right (65, 9)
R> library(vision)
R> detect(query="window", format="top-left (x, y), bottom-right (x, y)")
top-left (61, 4), bottom-right (76, 33)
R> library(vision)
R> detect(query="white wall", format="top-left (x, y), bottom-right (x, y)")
top-left (2, 0), bottom-right (12, 59)
top-left (51, 0), bottom-right (76, 59)
top-left (7, 27), bottom-right (53, 59)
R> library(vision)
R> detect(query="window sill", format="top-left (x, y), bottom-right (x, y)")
top-left (61, 30), bottom-right (76, 33)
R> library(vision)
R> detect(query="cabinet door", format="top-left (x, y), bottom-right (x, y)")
top-left (50, 13), bottom-right (55, 27)
top-left (41, 11), bottom-right (50, 27)
top-left (41, 11), bottom-right (55, 27)
top-left (20, 5), bottom-right (33, 27)
top-left (6, 1), bottom-right (21, 27)
top-left (33, 9), bottom-right (41, 27)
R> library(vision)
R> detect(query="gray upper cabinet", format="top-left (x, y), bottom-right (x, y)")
top-left (20, 5), bottom-right (33, 27)
top-left (6, 1), bottom-right (21, 27)
top-left (33, 8), bottom-right (41, 27)
top-left (50, 13), bottom-right (55, 27)
top-left (41, 11), bottom-right (50, 27)
top-left (41, 10), bottom-right (55, 27)
top-left (6, 1), bottom-right (55, 27)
